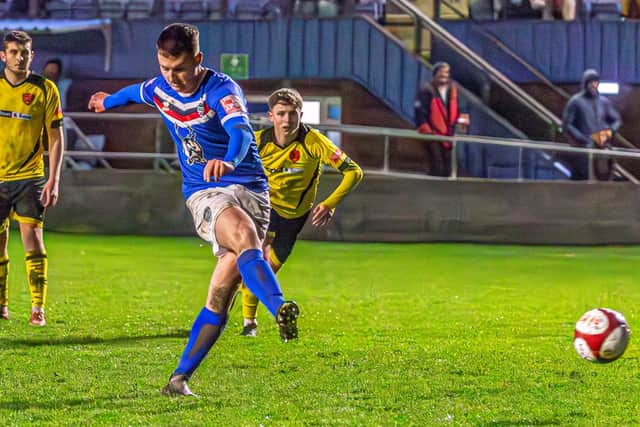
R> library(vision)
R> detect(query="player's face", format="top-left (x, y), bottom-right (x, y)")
top-left (269, 102), bottom-right (302, 139)
top-left (157, 50), bottom-right (201, 94)
top-left (1, 41), bottom-right (33, 76)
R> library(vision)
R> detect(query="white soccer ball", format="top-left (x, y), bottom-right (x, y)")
top-left (573, 308), bottom-right (631, 363)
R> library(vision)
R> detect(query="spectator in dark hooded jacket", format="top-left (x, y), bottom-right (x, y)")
top-left (562, 69), bottom-right (621, 180)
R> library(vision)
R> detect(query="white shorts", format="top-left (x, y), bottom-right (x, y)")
top-left (186, 184), bottom-right (271, 257)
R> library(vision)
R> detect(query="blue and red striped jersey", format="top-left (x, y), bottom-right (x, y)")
top-left (140, 69), bottom-right (267, 199)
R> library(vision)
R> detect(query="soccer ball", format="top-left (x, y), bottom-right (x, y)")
top-left (573, 308), bottom-right (630, 363)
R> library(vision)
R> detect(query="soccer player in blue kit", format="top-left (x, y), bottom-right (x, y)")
top-left (88, 23), bottom-right (299, 397)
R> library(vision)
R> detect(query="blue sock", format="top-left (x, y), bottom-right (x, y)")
top-left (174, 307), bottom-right (226, 378)
top-left (237, 249), bottom-right (285, 317)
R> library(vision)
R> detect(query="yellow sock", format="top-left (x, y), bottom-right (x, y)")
top-left (0, 256), bottom-right (8, 306)
top-left (241, 282), bottom-right (259, 320)
top-left (25, 251), bottom-right (47, 309)
top-left (268, 247), bottom-right (283, 271)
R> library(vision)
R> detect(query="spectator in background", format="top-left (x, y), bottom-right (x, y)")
top-left (562, 69), bottom-right (621, 181)
top-left (42, 58), bottom-right (71, 109)
top-left (621, 0), bottom-right (640, 17)
top-left (414, 62), bottom-right (469, 177)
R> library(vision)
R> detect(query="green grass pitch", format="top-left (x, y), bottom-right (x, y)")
top-left (0, 233), bottom-right (638, 425)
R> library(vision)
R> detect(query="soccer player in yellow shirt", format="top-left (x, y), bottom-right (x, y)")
top-left (0, 30), bottom-right (65, 326)
top-left (239, 88), bottom-right (363, 336)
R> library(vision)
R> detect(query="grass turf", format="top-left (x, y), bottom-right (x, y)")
top-left (0, 233), bottom-right (638, 425)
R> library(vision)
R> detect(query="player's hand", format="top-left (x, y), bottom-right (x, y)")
top-left (203, 159), bottom-right (235, 182)
top-left (88, 92), bottom-right (110, 113)
top-left (40, 179), bottom-right (60, 208)
top-left (311, 204), bottom-right (334, 227)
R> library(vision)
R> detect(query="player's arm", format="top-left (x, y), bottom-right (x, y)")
top-left (203, 88), bottom-right (254, 182)
top-left (203, 117), bottom-right (253, 182)
top-left (88, 83), bottom-right (145, 113)
top-left (41, 125), bottom-right (64, 208)
top-left (40, 82), bottom-right (64, 208)
top-left (312, 134), bottom-right (364, 227)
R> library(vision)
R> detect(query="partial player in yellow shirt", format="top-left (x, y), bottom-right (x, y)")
top-left (239, 88), bottom-right (363, 336)
top-left (0, 30), bottom-right (65, 326)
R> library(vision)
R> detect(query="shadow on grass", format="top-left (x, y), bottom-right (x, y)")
top-left (0, 329), bottom-right (190, 348)
top-left (479, 417), bottom-right (580, 426)
top-left (0, 395), bottom-right (126, 411)
top-left (0, 391), bottom-right (201, 413)
top-left (481, 418), bottom-right (560, 427)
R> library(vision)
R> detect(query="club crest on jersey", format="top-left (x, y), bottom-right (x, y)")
top-left (181, 132), bottom-right (206, 165)
top-left (220, 95), bottom-right (244, 115)
top-left (197, 101), bottom-right (206, 117)
top-left (289, 149), bottom-right (301, 163)
top-left (22, 93), bottom-right (34, 105)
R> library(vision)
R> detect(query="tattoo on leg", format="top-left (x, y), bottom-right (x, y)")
top-left (207, 282), bottom-right (238, 313)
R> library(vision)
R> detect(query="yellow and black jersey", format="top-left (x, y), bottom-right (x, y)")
top-left (0, 72), bottom-right (63, 181)
top-left (256, 124), bottom-right (363, 219)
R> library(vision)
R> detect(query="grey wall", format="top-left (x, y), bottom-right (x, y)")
top-left (46, 170), bottom-right (640, 245)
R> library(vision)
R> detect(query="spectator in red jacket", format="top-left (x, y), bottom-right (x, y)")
top-left (414, 62), bottom-right (468, 177)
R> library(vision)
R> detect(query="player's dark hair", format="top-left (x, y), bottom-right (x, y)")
top-left (3, 30), bottom-right (32, 50)
top-left (156, 23), bottom-right (200, 57)
top-left (268, 88), bottom-right (303, 110)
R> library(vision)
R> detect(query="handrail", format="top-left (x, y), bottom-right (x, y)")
top-left (437, 0), bottom-right (571, 101)
top-left (62, 130), bottom-right (640, 160)
top-left (382, 0), bottom-right (638, 182)
top-left (386, 0), bottom-right (561, 129)
top-left (63, 113), bottom-right (640, 183)
top-left (432, 2), bottom-right (638, 151)
top-left (62, 116), bottom-right (112, 169)
top-left (314, 124), bottom-right (640, 160)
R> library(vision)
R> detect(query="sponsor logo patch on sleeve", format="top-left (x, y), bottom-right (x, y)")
top-left (220, 95), bottom-right (245, 115)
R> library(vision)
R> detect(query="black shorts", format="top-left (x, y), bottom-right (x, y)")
top-left (0, 177), bottom-right (46, 225)
top-left (268, 209), bottom-right (310, 265)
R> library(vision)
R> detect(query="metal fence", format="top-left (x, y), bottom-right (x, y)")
top-left (64, 112), bottom-right (640, 183)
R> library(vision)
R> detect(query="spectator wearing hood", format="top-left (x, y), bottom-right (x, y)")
top-left (562, 69), bottom-right (621, 181)
top-left (414, 62), bottom-right (469, 177)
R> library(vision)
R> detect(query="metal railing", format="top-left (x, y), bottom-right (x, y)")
top-left (385, 0), bottom-right (560, 130)
top-left (380, 1), bottom-right (639, 181)
top-left (64, 112), bottom-right (640, 183)
top-left (433, 0), bottom-right (639, 153)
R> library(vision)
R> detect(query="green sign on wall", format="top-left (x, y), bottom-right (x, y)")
top-left (220, 54), bottom-right (249, 80)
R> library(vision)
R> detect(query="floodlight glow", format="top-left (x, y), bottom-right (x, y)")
top-left (598, 82), bottom-right (619, 95)
top-left (553, 161), bottom-right (571, 178)
top-left (302, 101), bottom-right (321, 124)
